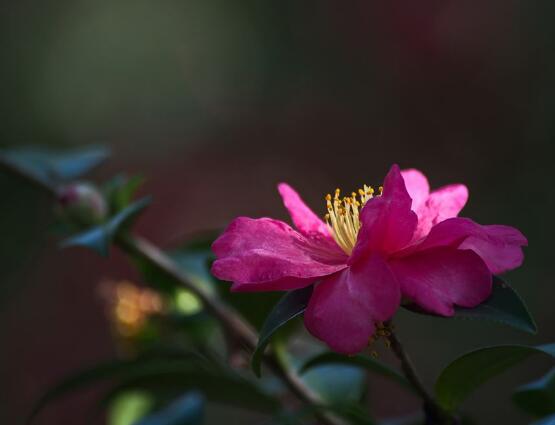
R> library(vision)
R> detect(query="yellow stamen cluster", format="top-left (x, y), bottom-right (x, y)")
top-left (324, 184), bottom-right (382, 254)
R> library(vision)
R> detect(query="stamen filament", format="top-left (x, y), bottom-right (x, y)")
top-left (324, 184), bottom-right (379, 254)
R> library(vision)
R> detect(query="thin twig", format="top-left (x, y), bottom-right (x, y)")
top-left (387, 322), bottom-right (456, 425)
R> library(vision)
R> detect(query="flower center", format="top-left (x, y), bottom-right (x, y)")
top-left (324, 185), bottom-right (382, 255)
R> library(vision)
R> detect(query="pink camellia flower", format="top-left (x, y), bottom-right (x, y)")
top-left (211, 165), bottom-right (527, 354)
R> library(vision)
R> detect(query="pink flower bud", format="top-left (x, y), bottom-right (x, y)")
top-left (57, 182), bottom-right (108, 225)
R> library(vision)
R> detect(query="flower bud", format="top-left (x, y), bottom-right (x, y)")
top-left (57, 182), bottom-right (108, 225)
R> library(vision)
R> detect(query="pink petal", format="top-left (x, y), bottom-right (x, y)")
top-left (211, 217), bottom-right (346, 291)
top-left (401, 168), bottom-right (430, 212)
top-left (390, 248), bottom-right (492, 316)
top-left (304, 254), bottom-right (401, 354)
top-left (277, 183), bottom-right (344, 255)
top-left (458, 224), bottom-right (527, 274)
top-left (401, 217), bottom-right (527, 274)
top-left (277, 182), bottom-right (330, 238)
top-left (350, 164), bottom-right (418, 264)
top-left (413, 184), bottom-right (469, 240)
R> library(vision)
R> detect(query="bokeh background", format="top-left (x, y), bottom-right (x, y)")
top-left (1, 1), bottom-right (555, 424)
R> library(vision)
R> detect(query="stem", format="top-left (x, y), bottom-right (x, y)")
top-left (0, 158), bottom-right (346, 425)
top-left (387, 322), bottom-right (456, 425)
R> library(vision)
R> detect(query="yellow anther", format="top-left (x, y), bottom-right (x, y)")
top-left (324, 181), bottom-right (383, 255)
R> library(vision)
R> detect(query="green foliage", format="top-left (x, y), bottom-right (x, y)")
top-left (28, 352), bottom-right (278, 424)
top-left (108, 391), bottom-right (154, 425)
top-left (62, 197), bottom-right (150, 256)
top-left (301, 363), bottom-right (366, 405)
top-left (531, 413), bottom-right (555, 425)
top-left (271, 404), bottom-right (375, 425)
top-left (251, 286), bottom-right (313, 377)
top-left (103, 174), bottom-right (146, 214)
top-left (453, 276), bottom-right (537, 334)
top-left (435, 344), bottom-right (555, 411)
top-left (299, 352), bottom-right (413, 394)
top-left (169, 249), bottom-right (217, 298)
top-left (134, 391), bottom-right (205, 425)
top-left (0, 146), bottom-right (109, 188)
top-left (513, 368), bottom-right (555, 417)
top-left (404, 276), bottom-right (537, 334)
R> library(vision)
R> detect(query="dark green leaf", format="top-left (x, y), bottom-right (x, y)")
top-left (435, 343), bottom-right (555, 411)
top-left (170, 250), bottom-right (217, 297)
top-left (251, 286), bottom-right (313, 377)
top-left (134, 391), bottom-right (204, 425)
top-left (302, 363), bottom-right (366, 405)
top-left (453, 276), bottom-right (536, 334)
top-left (28, 353), bottom-right (203, 423)
top-left (271, 403), bottom-right (375, 425)
top-left (62, 197), bottom-right (150, 256)
top-left (513, 367), bottom-right (555, 416)
top-left (0, 146), bottom-right (109, 187)
top-left (128, 248), bottom-right (216, 305)
top-left (404, 276), bottom-right (537, 334)
top-left (107, 371), bottom-right (277, 415)
top-left (531, 413), bottom-right (555, 425)
top-left (28, 352), bottom-right (277, 423)
top-left (299, 352), bottom-right (413, 393)
top-left (104, 174), bottom-right (146, 213)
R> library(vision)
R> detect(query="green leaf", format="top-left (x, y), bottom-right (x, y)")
top-left (105, 370), bottom-right (278, 415)
top-left (271, 404), bottom-right (375, 425)
top-left (28, 353), bottom-right (202, 423)
top-left (108, 391), bottom-right (154, 425)
top-left (0, 146), bottom-right (109, 187)
top-left (28, 352), bottom-right (277, 423)
top-left (299, 352), bottom-right (413, 393)
top-left (169, 250), bottom-right (217, 297)
top-left (513, 367), bottom-right (555, 417)
top-left (404, 276), bottom-right (537, 334)
top-left (531, 413), bottom-right (555, 425)
top-left (61, 197), bottom-right (150, 256)
top-left (453, 276), bottom-right (537, 334)
top-left (251, 285), bottom-right (313, 377)
top-left (126, 236), bottom-right (219, 297)
top-left (435, 343), bottom-right (555, 411)
top-left (134, 391), bottom-right (204, 425)
top-left (103, 174), bottom-right (146, 213)
top-left (302, 363), bottom-right (366, 405)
